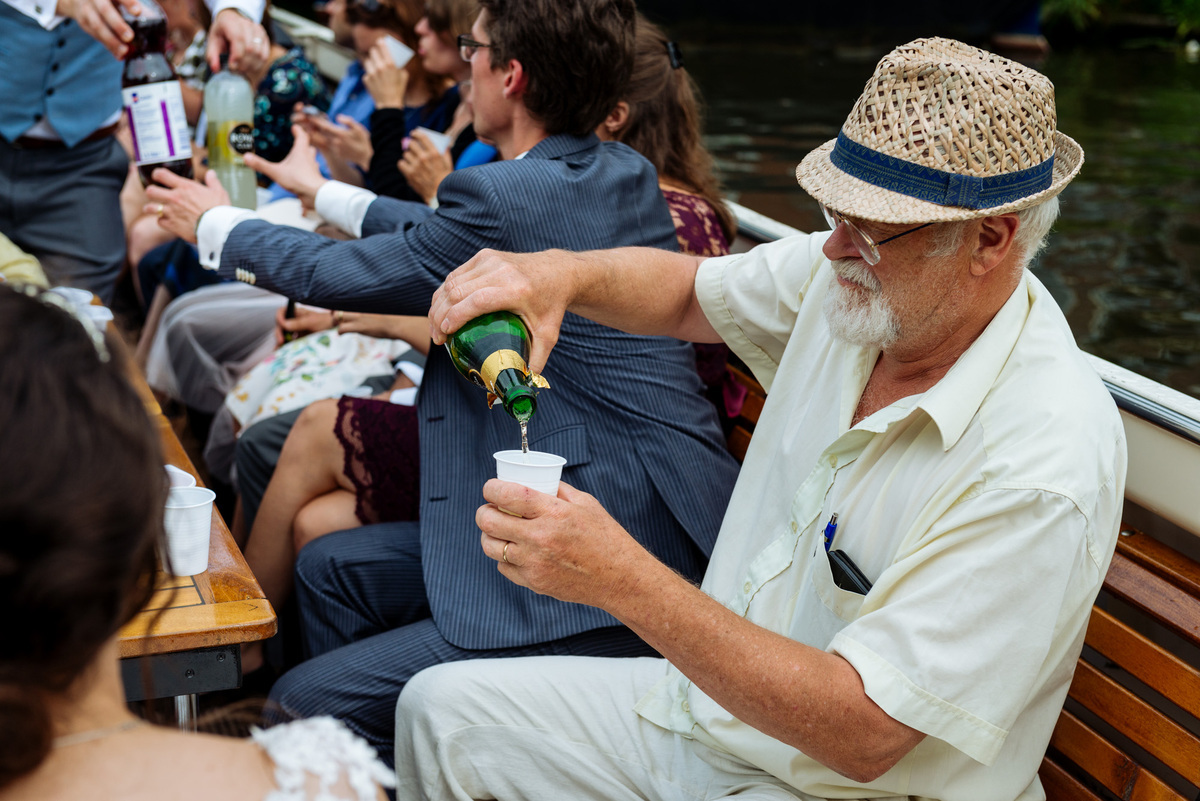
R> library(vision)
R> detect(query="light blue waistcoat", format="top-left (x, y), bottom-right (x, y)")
top-left (0, 4), bottom-right (123, 146)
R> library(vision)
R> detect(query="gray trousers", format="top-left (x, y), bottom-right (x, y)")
top-left (0, 135), bottom-right (128, 304)
top-left (397, 656), bottom-right (809, 800)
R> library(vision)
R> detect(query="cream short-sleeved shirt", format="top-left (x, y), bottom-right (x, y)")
top-left (635, 232), bottom-right (1127, 801)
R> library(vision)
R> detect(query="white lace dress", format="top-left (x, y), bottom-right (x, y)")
top-left (251, 717), bottom-right (396, 800)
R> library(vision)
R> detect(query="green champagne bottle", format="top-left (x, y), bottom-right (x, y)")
top-left (446, 311), bottom-right (550, 423)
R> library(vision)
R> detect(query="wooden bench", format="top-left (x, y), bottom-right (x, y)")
top-left (725, 364), bottom-right (1200, 801)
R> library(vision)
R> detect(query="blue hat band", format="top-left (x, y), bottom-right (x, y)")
top-left (829, 131), bottom-right (1055, 210)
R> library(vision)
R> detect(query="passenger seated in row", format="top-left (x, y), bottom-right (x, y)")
top-left (0, 284), bottom-right (391, 801)
top-left (150, 0), bottom-right (739, 766)
top-left (405, 37), bottom-right (1127, 801)
top-left (224, 14), bottom-right (737, 679)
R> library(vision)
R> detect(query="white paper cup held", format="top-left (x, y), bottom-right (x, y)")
top-left (494, 450), bottom-right (567, 496)
top-left (164, 464), bottom-right (197, 488)
top-left (384, 35), bottom-right (414, 68)
top-left (163, 486), bottom-right (216, 576)
top-left (411, 126), bottom-right (452, 154)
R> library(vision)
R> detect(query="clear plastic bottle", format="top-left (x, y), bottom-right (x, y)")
top-left (120, 0), bottom-right (193, 186)
top-left (204, 61), bottom-right (257, 209)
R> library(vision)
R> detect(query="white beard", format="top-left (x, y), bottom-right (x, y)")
top-left (822, 258), bottom-right (900, 349)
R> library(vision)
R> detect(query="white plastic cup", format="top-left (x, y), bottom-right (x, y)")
top-left (47, 286), bottom-right (94, 307)
top-left (164, 464), bottom-right (197, 488)
top-left (493, 450), bottom-right (567, 496)
top-left (163, 486), bottom-right (216, 576)
top-left (411, 126), bottom-right (452, 154)
top-left (384, 35), bottom-right (414, 68)
top-left (80, 305), bottom-right (114, 326)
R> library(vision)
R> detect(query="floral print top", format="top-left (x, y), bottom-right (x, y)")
top-left (254, 47), bottom-right (331, 166)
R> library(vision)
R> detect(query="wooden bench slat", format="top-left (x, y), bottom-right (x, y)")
top-left (1104, 550), bottom-right (1200, 649)
top-left (1117, 530), bottom-right (1200, 599)
top-left (727, 365), bottom-right (765, 427)
top-left (1039, 755), bottom-right (1105, 801)
top-left (1049, 709), bottom-right (1190, 801)
top-left (1086, 606), bottom-right (1200, 720)
top-left (727, 427), bottom-right (752, 464)
top-left (1068, 660), bottom-right (1200, 786)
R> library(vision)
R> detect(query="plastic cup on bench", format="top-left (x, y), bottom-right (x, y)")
top-left (163, 486), bottom-right (216, 576)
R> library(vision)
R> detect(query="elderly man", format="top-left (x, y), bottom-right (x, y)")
top-left (407, 38), bottom-right (1127, 801)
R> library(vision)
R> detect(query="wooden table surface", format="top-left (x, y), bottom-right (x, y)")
top-left (117, 361), bottom-right (277, 659)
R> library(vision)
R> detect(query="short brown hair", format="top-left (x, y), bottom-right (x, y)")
top-left (478, 0), bottom-right (636, 136)
top-left (425, 0), bottom-right (478, 38)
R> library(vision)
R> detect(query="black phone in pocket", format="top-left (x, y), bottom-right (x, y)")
top-left (828, 549), bottom-right (873, 595)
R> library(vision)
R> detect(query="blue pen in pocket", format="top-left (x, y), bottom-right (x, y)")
top-left (822, 513), bottom-right (838, 552)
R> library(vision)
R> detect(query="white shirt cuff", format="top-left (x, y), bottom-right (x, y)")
top-left (208, 0), bottom-right (264, 22)
top-left (197, 206), bottom-right (261, 270)
top-left (314, 181), bottom-right (378, 239)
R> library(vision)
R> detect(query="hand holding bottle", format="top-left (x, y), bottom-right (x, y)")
top-left (144, 168), bottom-right (230, 243)
top-left (430, 249), bottom-right (577, 374)
top-left (56, 0), bottom-right (143, 57)
top-left (207, 8), bottom-right (269, 75)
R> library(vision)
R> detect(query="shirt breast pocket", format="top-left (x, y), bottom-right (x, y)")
top-left (794, 548), bottom-right (867, 651)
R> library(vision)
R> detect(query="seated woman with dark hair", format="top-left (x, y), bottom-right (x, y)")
top-left (0, 285), bottom-right (391, 801)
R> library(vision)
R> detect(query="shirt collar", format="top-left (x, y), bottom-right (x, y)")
top-left (915, 270), bottom-right (1033, 451)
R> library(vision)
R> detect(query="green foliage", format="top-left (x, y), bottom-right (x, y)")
top-left (1161, 0), bottom-right (1200, 35)
top-left (1043, 0), bottom-right (1200, 35)
top-left (1043, 0), bottom-right (1102, 29)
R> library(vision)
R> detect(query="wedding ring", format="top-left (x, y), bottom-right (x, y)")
top-left (334, 310), bottom-right (345, 324)
top-left (502, 542), bottom-right (511, 564)
top-left (154, 203), bottom-right (164, 217)
top-left (252, 36), bottom-right (264, 44)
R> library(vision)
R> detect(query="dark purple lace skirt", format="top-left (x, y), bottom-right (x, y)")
top-left (334, 396), bottom-right (420, 525)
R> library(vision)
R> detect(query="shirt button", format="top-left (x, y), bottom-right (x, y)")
top-left (828, 455), bottom-right (837, 467)
top-left (51, 63), bottom-right (59, 72)
top-left (57, 38), bottom-right (66, 47)
top-left (743, 581), bottom-right (752, 593)
top-left (682, 701), bottom-right (690, 713)
top-left (45, 87), bottom-right (55, 96)
top-left (791, 521), bottom-right (798, 533)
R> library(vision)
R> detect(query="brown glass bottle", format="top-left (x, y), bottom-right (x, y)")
top-left (121, 0), bottom-right (193, 186)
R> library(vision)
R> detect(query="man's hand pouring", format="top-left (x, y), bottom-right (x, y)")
top-left (428, 248), bottom-right (579, 374)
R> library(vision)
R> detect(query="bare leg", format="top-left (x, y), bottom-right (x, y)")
top-left (293, 489), bottom-right (361, 552)
top-left (243, 398), bottom-right (357, 612)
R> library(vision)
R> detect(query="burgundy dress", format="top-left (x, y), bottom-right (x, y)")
top-left (334, 187), bottom-right (743, 526)
top-left (661, 188), bottom-right (748, 429)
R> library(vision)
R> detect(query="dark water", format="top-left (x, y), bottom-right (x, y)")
top-left (685, 41), bottom-right (1200, 397)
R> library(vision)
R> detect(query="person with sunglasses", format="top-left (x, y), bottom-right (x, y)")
top-left (408, 37), bottom-right (1126, 801)
top-left (147, 0), bottom-right (738, 770)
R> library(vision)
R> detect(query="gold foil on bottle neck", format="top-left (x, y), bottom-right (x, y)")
top-left (478, 349), bottom-right (550, 406)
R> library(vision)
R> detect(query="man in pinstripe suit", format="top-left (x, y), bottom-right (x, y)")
top-left (149, 0), bottom-right (739, 766)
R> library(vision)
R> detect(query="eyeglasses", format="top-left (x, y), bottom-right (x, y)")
top-left (458, 34), bottom-right (494, 62)
top-left (820, 204), bottom-right (933, 266)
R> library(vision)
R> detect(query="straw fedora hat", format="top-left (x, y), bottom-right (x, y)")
top-left (796, 37), bottom-right (1084, 224)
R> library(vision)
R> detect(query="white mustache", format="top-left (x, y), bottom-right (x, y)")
top-left (831, 258), bottom-right (882, 293)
